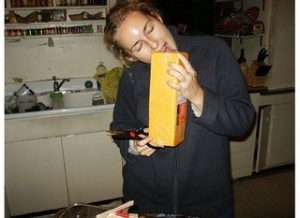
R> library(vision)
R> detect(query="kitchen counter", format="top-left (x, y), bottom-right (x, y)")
top-left (247, 86), bottom-right (268, 93)
top-left (5, 104), bottom-right (115, 120)
top-left (5, 104), bottom-right (115, 143)
top-left (5, 86), bottom-right (295, 121)
top-left (259, 87), bottom-right (295, 95)
top-left (247, 86), bottom-right (294, 94)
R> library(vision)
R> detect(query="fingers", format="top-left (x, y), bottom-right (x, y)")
top-left (166, 80), bottom-right (181, 91)
top-left (176, 52), bottom-right (195, 74)
top-left (166, 52), bottom-right (201, 103)
top-left (135, 136), bottom-right (151, 146)
top-left (167, 64), bottom-right (191, 92)
top-left (168, 64), bottom-right (185, 82)
top-left (167, 53), bottom-right (196, 87)
top-left (133, 132), bottom-right (164, 156)
top-left (134, 139), bottom-right (157, 156)
top-left (143, 128), bottom-right (149, 133)
top-left (137, 145), bottom-right (156, 156)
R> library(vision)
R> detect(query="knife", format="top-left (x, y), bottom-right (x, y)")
top-left (257, 48), bottom-right (269, 63)
top-left (107, 128), bottom-right (146, 140)
top-left (107, 128), bottom-right (159, 149)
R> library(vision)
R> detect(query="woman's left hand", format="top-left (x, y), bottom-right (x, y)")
top-left (133, 128), bottom-right (164, 156)
top-left (167, 52), bottom-right (204, 114)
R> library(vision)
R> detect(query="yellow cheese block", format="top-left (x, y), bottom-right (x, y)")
top-left (149, 52), bottom-right (188, 147)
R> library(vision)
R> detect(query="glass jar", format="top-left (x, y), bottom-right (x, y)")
top-left (50, 92), bottom-right (64, 109)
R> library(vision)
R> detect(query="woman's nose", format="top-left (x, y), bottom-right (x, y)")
top-left (146, 38), bottom-right (158, 49)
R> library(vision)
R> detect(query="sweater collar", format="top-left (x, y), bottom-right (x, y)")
top-left (168, 26), bottom-right (182, 51)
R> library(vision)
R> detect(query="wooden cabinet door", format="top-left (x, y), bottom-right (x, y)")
top-left (62, 131), bottom-right (123, 204)
top-left (266, 102), bottom-right (295, 166)
top-left (5, 137), bottom-right (69, 216)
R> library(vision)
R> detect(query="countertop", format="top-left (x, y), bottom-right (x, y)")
top-left (5, 104), bottom-right (115, 120)
top-left (248, 86), bottom-right (294, 95)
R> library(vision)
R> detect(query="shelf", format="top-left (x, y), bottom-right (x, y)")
top-left (5, 19), bottom-right (105, 28)
top-left (5, 32), bottom-right (103, 40)
top-left (5, 0), bottom-right (109, 40)
top-left (215, 33), bottom-right (264, 39)
top-left (215, 0), bottom-right (242, 2)
top-left (6, 5), bottom-right (107, 11)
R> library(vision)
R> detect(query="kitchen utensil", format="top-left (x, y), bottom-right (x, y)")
top-left (257, 48), bottom-right (269, 63)
top-left (15, 83), bottom-right (35, 96)
top-left (107, 128), bottom-right (147, 140)
top-left (16, 95), bottom-right (37, 112)
top-left (107, 128), bottom-right (158, 149)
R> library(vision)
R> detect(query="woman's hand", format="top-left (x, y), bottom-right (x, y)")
top-left (133, 128), bottom-right (164, 156)
top-left (167, 52), bottom-right (204, 116)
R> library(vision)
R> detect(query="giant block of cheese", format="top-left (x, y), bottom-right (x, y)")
top-left (149, 52), bottom-right (188, 147)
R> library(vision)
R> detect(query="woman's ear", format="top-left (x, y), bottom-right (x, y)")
top-left (125, 56), bottom-right (138, 62)
top-left (120, 49), bottom-right (137, 63)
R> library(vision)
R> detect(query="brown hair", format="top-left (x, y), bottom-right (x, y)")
top-left (104, 0), bottom-right (161, 66)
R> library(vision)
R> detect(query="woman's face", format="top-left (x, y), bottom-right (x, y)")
top-left (114, 11), bottom-right (177, 64)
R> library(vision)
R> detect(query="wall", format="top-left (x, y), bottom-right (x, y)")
top-left (264, 0), bottom-right (294, 89)
top-left (5, 35), bottom-right (121, 83)
top-left (5, 0), bottom-right (119, 84)
top-left (5, 0), bottom-right (294, 89)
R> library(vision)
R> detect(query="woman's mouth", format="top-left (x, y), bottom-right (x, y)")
top-left (160, 43), bottom-right (168, 52)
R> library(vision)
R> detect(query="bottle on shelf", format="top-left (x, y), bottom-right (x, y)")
top-left (238, 48), bottom-right (246, 65)
top-left (237, 48), bottom-right (247, 76)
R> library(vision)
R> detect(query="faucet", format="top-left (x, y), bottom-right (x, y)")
top-left (52, 76), bottom-right (70, 92)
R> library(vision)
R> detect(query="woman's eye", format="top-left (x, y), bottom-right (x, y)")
top-left (137, 44), bottom-right (143, 51)
top-left (134, 42), bottom-right (143, 52)
top-left (146, 25), bottom-right (154, 34)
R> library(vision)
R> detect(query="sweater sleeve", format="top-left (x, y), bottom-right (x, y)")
top-left (192, 38), bottom-right (255, 137)
top-left (110, 70), bottom-right (141, 161)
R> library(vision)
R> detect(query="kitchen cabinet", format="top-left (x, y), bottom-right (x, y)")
top-left (229, 90), bottom-right (295, 178)
top-left (255, 91), bottom-right (295, 171)
top-left (5, 106), bottom-right (123, 216)
top-left (62, 131), bottom-right (123, 204)
top-left (5, 137), bottom-right (69, 216)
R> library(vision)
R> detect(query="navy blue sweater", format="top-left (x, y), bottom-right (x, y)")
top-left (110, 27), bottom-right (255, 217)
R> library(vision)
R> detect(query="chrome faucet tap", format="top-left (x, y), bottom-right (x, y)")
top-left (52, 76), bottom-right (70, 92)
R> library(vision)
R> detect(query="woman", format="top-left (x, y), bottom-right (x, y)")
top-left (104, 1), bottom-right (255, 217)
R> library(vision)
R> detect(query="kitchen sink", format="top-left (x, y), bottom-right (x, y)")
top-left (5, 78), bottom-right (112, 118)
top-left (5, 89), bottom-right (107, 114)
top-left (37, 89), bottom-right (106, 109)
